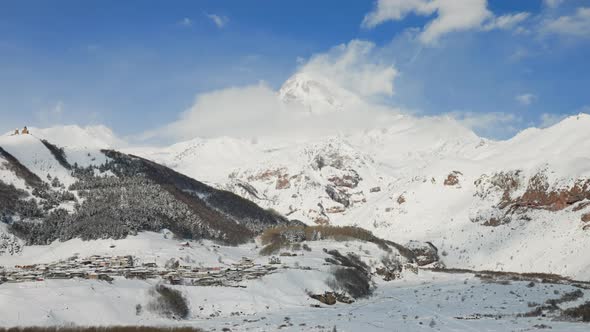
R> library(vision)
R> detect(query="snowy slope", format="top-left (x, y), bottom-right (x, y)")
top-left (0, 134), bottom-right (77, 187)
top-left (2, 233), bottom-right (590, 331)
top-left (30, 125), bottom-right (125, 149)
top-left (1, 85), bottom-right (590, 329)
top-left (2, 79), bottom-right (590, 277)
top-left (128, 107), bottom-right (590, 279)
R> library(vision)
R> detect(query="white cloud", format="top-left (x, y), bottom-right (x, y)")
top-left (142, 40), bottom-right (404, 141)
top-left (362, 0), bottom-right (529, 44)
top-left (142, 82), bottom-right (401, 142)
top-left (206, 13), bottom-right (229, 28)
top-left (509, 48), bottom-right (529, 62)
top-left (541, 7), bottom-right (590, 37)
top-left (483, 12), bottom-right (530, 31)
top-left (515, 93), bottom-right (537, 106)
top-left (539, 113), bottom-right (568, 128)
top-left (447, 111), bottom-right (522, 138)
top-left (36, 101), bottom-right (65, 125)
top-left (448, 111), bottom-right (518, 128)
top-left (178, 17), bottom-right (192, 27)
top-left (544, 0), bottom-right (564, 8)
top-left (298, 40), bottom-right (398, 98)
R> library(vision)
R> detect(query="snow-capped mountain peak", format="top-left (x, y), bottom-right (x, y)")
top-left (278, 73), bottom-right (363, 114)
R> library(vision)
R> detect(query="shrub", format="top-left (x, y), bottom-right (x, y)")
top-left (328, 267), bottom-right (372, 299)
top-left (325, 250), bottom-right (373, 299)
top-left (259, 225), bottom-right (392, 255)
top-left (562, 301), bottom-right (590, 322)
top-left (260, 240), bottom-right (285, 256)
top-left (147, 285), bottom-right (190, 320)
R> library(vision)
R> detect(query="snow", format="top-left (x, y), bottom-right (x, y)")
top-left (2, 268), bottom-right (590, 331)
top-left (0, 231), bottom-right (412, 328)
top-left (2, 232), bottom-right (590, 330)
top-left (0, 129), bottom-right (112, 187)
top-left (0, 134), bottom-right (77, 187)
top-left (31, 125), bottom-right (125, 149)
top-left (2, 76), bottom-right (590, 329)
top-left (4, 109), bottom-right (590, 282)
top-left (0, 154), bottom-right (28, 191)
top-left (123, 111), bottom-right (590, 281)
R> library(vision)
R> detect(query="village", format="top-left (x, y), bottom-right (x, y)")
top-left (0, 253), bottom-right (286, 287)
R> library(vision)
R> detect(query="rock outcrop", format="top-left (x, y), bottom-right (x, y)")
top-left (325, 185), bottom-right (350, 207)
top-left (444, 171), bottom-right (462, 186)
top-left (404, 241), bottom-right (441, 266)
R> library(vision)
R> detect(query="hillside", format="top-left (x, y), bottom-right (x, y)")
top-left (2, 113), bottom-right (590, 331)
top-left (0, 133), bottom-right (296, 249)
top-left (133, 110), bottom-right (590, 280)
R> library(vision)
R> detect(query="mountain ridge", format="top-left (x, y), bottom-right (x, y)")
top-left (0, 134), bottom-right (296, 249)
top-left (127, 111), bottom-right (590, 279)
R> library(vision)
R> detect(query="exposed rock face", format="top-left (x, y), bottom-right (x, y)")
top-left (397, 194), bottom-right (406, 204)
top-left (234, 181), bottom-right (262, 200)
top-left (444, 171), bottom-right (463, 186)
top-left (475, 170), bottom-right (523, 205)
top-left (404, 241), bottom-right (440, 266)
top-left (314, 217), bottom-right (330, 225)
top-left (328, 170), bottom-right (361, 189)
top-left (325, 185), bottom-right (350, 207)
top-left (311, 292), bottom-right (336, 305)
top-left (370, 186), bottom-right (381, 193)
top-left (275, 174), bottom-right (291, 190)
top-left (473, 170), bottom-right (590, 227)
top-left (512, 178), bottom-right (590, 212)
top-left (247, 168), bottom-right (286, 182)
top-left (376, 254), bottom-right (404, 281)
top-left (582, 213), bottom-right (590, 223)
top-left (310, 292), bottom-right (353, 305)
top-left (207, 138), bottom-right (374, 228)
top-left (326, 206), bottom-right (346, 214)
top-left (311, 152), bottom-right (347, 171)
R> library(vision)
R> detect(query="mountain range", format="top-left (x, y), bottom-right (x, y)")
top-left (2, 73), bottom-right (590, 281)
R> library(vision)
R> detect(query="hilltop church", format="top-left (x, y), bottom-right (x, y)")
top-left (12, 126), bottom-right (30, 135)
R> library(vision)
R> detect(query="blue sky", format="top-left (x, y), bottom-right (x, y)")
top-left (0, 0), bottom-right (589, 140)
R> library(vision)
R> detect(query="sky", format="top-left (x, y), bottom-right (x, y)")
top-left (0, 0), bottom-right (589, 141)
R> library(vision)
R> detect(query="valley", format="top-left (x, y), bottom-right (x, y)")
top-left (1, 96), bottom-right (590, 331)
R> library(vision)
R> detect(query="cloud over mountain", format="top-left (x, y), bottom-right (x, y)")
top-left (362, 0), bottom-right (529, 44)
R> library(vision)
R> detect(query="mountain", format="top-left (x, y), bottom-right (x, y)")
top-left (8, 124), bottom-right (126, 149)
top-left (278, 73), bottom-right (364, 114)
top-left (2, 82), bottom-right (590, 281)
top-left (2, 107), bottom-right (590, 330)
top-left (133, 113), bottom-right (590, 280)
top-left (0, 132), bottom-right (297, 252)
